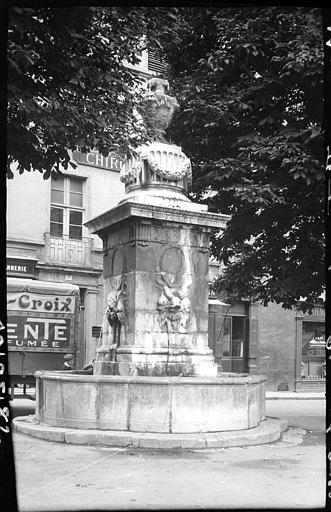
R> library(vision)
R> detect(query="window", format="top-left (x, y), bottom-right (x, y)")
top-left (217, 315), bottom-right (248, 372)
top-left (231, 317), bottom-right (246, 358)
top-left (208, 304), bottom-right (249, 373)
top-left (221, 317), bottom-right (231, 356)
top-left (219, 317), bottom-right (246, 359)
top-left (301, 321), bottom-right (325, 379)
top-left (50, 176), bottom-right (84, 239)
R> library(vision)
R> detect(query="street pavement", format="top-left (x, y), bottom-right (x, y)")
top-left (9, 392), bottom-right (326, 511)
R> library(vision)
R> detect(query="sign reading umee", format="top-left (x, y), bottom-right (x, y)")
top-left (73, 150), bottom-right (125, 172)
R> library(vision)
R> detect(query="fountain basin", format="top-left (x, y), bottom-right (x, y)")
top-left (35, 371), bottom-right (267, 434)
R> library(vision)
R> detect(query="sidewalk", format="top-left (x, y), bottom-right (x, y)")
top-left (266, 391), bottom-right (325, 400)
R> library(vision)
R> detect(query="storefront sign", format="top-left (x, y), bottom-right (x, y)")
top-left (73, 150), bottom-right (125, 172)
top-left (7, 290), bottom-right (76, 350)
top-left (7, 292), bottom-right (75, 315)
top-left (7, 316), bottom-right (71, 349)
top-left (6, 258), bottom-right (37, 278)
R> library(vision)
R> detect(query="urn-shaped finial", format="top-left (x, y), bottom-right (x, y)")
top-left (120, 76), bottom-right (193, 199)
top-left (141, 77), bottom-right (179, 143)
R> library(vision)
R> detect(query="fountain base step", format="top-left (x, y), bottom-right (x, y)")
top-left (13, 416), bottom-right (287, 449)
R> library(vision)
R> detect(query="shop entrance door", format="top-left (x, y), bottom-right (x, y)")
top-left (208, 307), bottom-right (249, 373)
top-left (221, 316), bottom-right (248, 373)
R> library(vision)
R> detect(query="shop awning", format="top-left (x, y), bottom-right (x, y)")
top-left (208, 298), bottom-right (230, 306)
top-left (7, 277), bottom-right (79, 296)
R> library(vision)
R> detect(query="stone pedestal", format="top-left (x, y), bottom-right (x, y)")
top-left (86, 195), bottom-right (229, 378)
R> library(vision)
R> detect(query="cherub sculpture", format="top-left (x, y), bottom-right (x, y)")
top-left (101, 275), bottom-right (126, 361)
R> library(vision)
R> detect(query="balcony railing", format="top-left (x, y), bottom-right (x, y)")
top-left (43, 233), bottom-right (95, 267)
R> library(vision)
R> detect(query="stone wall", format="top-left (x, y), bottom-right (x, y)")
top-left (254, 302), bottom-right (297, 391)
top-left (35, 371), bottom-right (267, 433)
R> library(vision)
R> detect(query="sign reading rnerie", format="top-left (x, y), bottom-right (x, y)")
top-left (7, 292), bottom-right (75, 350)
top-left (6, 258), bottom-right (37, 278)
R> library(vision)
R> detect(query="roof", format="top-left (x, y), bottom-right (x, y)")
top-left (208, 298), bottom-right (230, 306)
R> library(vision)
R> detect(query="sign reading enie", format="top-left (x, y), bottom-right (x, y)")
top-left (7, 316), bottom-right (70, 349)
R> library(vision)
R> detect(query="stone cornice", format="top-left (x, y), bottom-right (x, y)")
top-left (35, 371), bottom-right (267, 385)
top-left (7, 237), bottom-right (45, 247)
top-left (85, 200), bottom-right (230, 236)
top-left (37, 262), bottom-right (102, 276)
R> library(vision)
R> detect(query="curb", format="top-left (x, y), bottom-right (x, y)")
top-left (266, 394), bottom-right (325, 401)
top-left (13, 416), bottom-right (287, 450)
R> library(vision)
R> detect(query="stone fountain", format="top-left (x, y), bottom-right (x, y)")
top-left (13, 78), bottom-right (286, 448)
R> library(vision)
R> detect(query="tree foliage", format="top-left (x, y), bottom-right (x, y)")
top-left (7, 6), bottom-right (324, 310)
top-left (7, 6), bottom-right (176, 178)
top-left (158, 6), bottom-right (324, 310)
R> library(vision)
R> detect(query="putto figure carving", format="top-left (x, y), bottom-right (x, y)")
top-left (100, 275), bottom-right (126, 361)
top-left (156, 271), bottom-right (192, 333)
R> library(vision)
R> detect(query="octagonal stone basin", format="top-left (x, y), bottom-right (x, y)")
top-left (35, 371), bottom-right (267, 434)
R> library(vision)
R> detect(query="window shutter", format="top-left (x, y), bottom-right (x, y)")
top-left (148, 48), bottom-right (168, 75)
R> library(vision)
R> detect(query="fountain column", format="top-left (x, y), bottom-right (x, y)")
top-left (85, 78), bottom-right (230, 378)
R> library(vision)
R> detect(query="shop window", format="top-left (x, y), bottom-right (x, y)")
top-left (50, 176), bottom-right (84, 240)
top-left (209, 313), bottom-right (248, 372)
top-left (301, 321), bottom-right (325, 379)
top-left (221, 317), bottom-right (231, 356)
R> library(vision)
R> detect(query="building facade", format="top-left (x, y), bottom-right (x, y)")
top-left (208, 297), bottom-right (325, 391)
top-left (7, 150), bottom-right (127, 369)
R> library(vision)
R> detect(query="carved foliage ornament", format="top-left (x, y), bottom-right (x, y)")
top-left (120, 146), bottom-right (192, 185)
top-left (120, 161), bottom-right (142, 184)
top-left (140, 147), bottom-right (192, 183)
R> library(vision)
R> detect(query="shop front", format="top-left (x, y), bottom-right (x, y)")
top-left (295, 304), bottom-right (325, 392)
top-left (7, 277), bottom-right (80, 397)
top-left (208, 300), bottom-right (250, 373)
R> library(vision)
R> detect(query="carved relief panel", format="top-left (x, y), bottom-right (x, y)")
top-left (155, 246), bottom-right (192, 333)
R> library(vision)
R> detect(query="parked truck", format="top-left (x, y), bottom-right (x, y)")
top-left (7, 277), bottom-right (80, 399)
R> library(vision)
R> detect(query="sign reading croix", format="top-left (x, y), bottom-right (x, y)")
top-left (7, 292), bottom-right (75, 314)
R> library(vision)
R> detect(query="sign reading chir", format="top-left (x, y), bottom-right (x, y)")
top-left (73, 150), bottom-right (125, 172)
